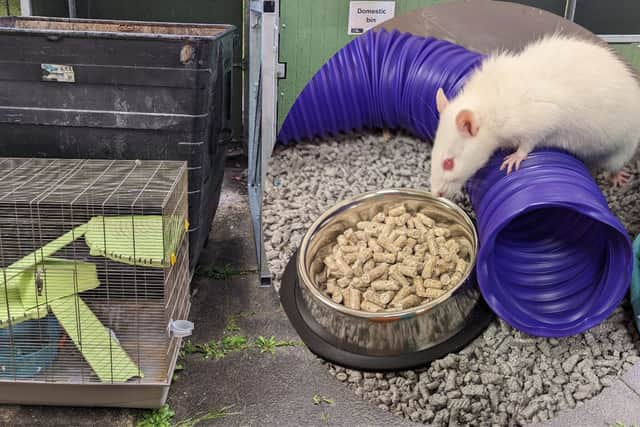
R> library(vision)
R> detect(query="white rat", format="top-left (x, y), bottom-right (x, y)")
top-left (430, 33), bottom-right (640, 198)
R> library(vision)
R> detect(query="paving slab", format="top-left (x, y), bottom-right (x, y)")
top-left (535, 379), bottom-right (640, 427)
top-left (169, 343), bottom-right (327, 427)
top-left (622, 360), bottom-right (640, 396)
top-left (303, 356), bottom-right (415, 427)
top-left (196, 167), bottom-right (257, 272)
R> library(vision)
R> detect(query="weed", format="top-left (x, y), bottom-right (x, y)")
top-left (175, 405), bottom-right (240, 427)
top-left (202, 334), bottom-right (249, 360)
top-left (172, 362), bottom-right (185, 381)
top-left (179, 339), bottom-right (199, 359)
top-left (196, 263), bottom-right (239, 280)
top-left (224, 316), bottom-right (241, 333)
top-left (254, 336), bottom-right (299, 354)
top-left (320, 412), bottom-right (330, 425)
top-left (612, 423), bottom-right (639, 427)
top-left (137, 404), bottom-right (175, 427)
top-left (138, 404), bottom-right (240, 427)
top-left (312, 394), bottom-right (334, 405)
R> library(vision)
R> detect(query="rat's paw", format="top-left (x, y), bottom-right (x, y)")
top-left (609, 170), bottom-right (632, 188)
top-left (499, 151), bottom-right (528, 175)
top-left (382, 128), bottom-right (392, 142)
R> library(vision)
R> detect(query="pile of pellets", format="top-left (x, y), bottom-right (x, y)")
top-left (316, 205), bottom-right (472, 313)
top-left (264, 132), bottom-right (640, 425)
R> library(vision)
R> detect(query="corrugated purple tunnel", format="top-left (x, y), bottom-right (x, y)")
top-left (277, 29), bottom-right (484, 143)
top-left (277, 29), bottom-right (632, 337)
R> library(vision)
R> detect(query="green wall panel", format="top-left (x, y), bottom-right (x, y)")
top-left (278, 0), bottom-right (449, 129)
top-left (613, 44), bottom-right (640, 72)
top-left (278, 0), bottom-right (640, 131)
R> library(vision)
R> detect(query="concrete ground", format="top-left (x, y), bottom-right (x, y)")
top-left (2, 159), bottom-right (640, 426)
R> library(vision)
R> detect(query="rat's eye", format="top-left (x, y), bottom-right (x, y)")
top-left (443, 158), bottom-right (455, 171)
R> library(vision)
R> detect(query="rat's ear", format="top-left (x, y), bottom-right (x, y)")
top-left (436, 88), bottom-right (449, 113)
top-left (455, 110), bottom-right (479, 138)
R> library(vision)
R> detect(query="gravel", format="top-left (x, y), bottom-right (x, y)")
top-left (264, 132), bottom-right (640, 426)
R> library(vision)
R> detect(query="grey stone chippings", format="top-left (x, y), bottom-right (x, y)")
top-left (265, 134), bottom-right (640, 425)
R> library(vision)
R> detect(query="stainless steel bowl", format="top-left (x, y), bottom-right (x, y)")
top-left (296, 188), bottom-right (481, 356)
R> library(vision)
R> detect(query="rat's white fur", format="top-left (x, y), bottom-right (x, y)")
top-left (430, 34), bottom-right (640, 198)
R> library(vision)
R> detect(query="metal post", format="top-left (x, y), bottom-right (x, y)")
top-left (565, 0), bottom-right (577, 21)
top-left (248, 0), bottom-right (273, 287)
top-left (19, 0), bottom-right (31, 16)
top-left (68, 0), bottom-right (77, 18)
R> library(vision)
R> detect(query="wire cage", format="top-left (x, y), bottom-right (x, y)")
top-left (0, 157), bottom-right (190, 408)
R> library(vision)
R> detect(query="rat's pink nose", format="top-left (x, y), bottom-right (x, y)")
top-left (437, 191), bottom-right (443, 197)
top-left (443, 158), bottom-right (454, 171)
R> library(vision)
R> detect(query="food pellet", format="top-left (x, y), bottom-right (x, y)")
top-left (373, 252), bottom-right (396, 263)
top-left (419, 287), bottom-right (447, 299)
top-left (341, 245), bottom-right (358, 253)
top-left (342, 252), bottom-right (358, 264)
top-left (363, 258), bottom-right (375, 273)
top-left (353, 259), bottom-right (364, 276)
top-left (351, 278), bottom-right (369, 289)
top-left (361, 300), bottom-right (384, 313)
top-left (398, 294), bottom-right (423, 309)
top-left (434, 227), bottom-right (451, 238)
top-left (391, 286), bottom-right (414, 307)
top-left (422, 255), bottom-right (435, 279)
top-left (456, 258), bottom-right (467, 273)
top-left (371, 280), bottom-right (401, 291)
top-left (358, 247), bottom-right (373, 263)
top-left (347, 288), bottom-right (361, 310)
top-left (362, 263), bottom-right (389, 283)
top-left (389, 205), bottom-right (406, 217)
top-left (389, 266), bottom-right (411, 287)
top-left (378, 238), bottom-right (400, 254)
top-left (397, 264), bottom-right (417, 278)
top-left (364, 289), bottom-right (395, 306)
top-left (393, 235), bottom-right (408, 248)
top-left (425, 279), bottom-right (443, 289)
top-left (368, 238), bottom-right (383, 253)
top-left (440, 273), bottom-right (451, 286)
top-left (337, 277), bottom-right (351, 288)
top-left (416, 212), bottom-right (435, 228)
top-left (315, 202), bottom-right (472, 312)
top-left (373, 212), bottom-right (385, 223)
top-left (332, 289), bottom-right (343, 303)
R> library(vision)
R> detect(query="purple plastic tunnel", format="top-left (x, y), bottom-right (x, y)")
top-left (277, 29), bottom-right (632, 337)
top-left (466, 150), bottom-right (632, 336)
top-left (278, 29), bottom-right (484, 143)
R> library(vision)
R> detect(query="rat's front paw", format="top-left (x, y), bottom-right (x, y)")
top-left (499, 151), bottom-right (528, 175)
top-left (609, 170), bottom-right (632, 188)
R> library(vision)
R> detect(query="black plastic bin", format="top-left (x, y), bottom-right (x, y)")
top-left (0, 17), bottom-right (239, 274)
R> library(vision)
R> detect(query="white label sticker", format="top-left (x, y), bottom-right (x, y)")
top-left (348, 1), bottom-right (396, 35)
top-left (41, 64), bottom-right (75, 83)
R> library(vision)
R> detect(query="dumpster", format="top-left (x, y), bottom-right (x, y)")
top-left (0, 16), bottom-right (239, 274)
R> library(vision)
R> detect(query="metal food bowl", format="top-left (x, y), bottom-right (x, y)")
top-left (295, 188), bottom-right (485, 357)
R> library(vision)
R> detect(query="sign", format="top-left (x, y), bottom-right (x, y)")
top-left (348, 1), bottom-right (396, 35)
top-left (41, 64), bottom-right (75, 83)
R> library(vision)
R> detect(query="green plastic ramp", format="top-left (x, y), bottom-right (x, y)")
top-left (50, 296), bottom-right (142, 383)
top-left (85, 216), bottom-right (182, 268)
top-left (3, 225), bottom-right (87, 288)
